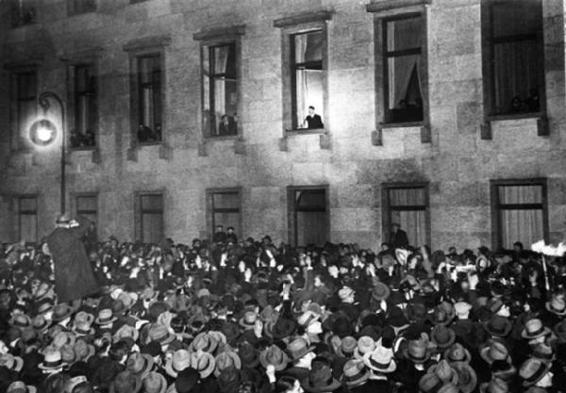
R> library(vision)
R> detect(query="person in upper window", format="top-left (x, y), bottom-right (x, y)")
top-left (302, 106), bottom-right (323, 129)
top-left (219, 114), bottom-right (237, 136)
top-left (213, 225), bottom-right (227, 244)
top-left (389, 223), bottom-right (410, 249)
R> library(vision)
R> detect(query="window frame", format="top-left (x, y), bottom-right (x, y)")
top-left (135, 54), bottom-right (163, 145)
top-left (287, 185), bottom-right (330, 247)
top-left (275, 11), bottom-right (332, 134)
top-left (381, 182), bottom-right (431, 247)
top-left (17, 195), bottom-right (38, 244)
top-left (194, 25), bottom-right (245, 140)
top-left (68, 63), bottom-right (98, 150)
top-left (206, 187), bottom-right (242, 240)
top-left (490, 178), bottom-right (549, 250)
top-left (481, 0), bottom-right (546, 120)
top-left (381, 12), bottom-right (426, 125)
top-left (134, 191), bottom-right (165, 244)
top-left (10, 68), bottom-right (37, 151)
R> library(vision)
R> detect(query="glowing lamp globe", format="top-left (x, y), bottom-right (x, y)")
top-left (29, 119), bottom-right (57, 146)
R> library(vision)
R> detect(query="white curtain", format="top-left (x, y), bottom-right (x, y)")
top-left (389, 188), bottom-right (427, 247)
top-left (499, 185), bottom-right (543, 249)
top-left (214, 47), bottom-right (229, 129)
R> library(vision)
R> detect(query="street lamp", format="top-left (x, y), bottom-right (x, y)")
top-left (28, 92), bottom-right (67, 215)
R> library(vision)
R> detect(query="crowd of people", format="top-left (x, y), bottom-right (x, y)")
top-left (0, 221), bottom-right (565, 393)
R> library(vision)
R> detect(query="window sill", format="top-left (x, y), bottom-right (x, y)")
top-left (285, 128), bottom-right (326, 135)
top-left (205, 135), bottom-right (239, 141)
top-left (380, 121), bottom-right (424, 129)
top-left (487, 112), bottom-right (543, 122)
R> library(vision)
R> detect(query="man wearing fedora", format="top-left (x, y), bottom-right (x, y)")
top-left (46, 214), bottom-right (100, 303)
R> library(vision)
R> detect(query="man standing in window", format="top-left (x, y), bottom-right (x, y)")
top-left (389, 223), bottom-right (410, 249)
top-left (303, 106), bottom-right (323, 129)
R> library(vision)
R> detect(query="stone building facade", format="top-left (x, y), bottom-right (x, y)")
top-left (0, 0), bottom-right (565, 251)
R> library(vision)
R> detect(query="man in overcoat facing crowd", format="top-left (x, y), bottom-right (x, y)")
top-left (46, 214), bottom-right (100, 302)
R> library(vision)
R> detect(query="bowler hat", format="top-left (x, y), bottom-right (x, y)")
top-left (302, 364), bottom-right (342, 392)
top-left (259, 345), bottom-right (289, 371)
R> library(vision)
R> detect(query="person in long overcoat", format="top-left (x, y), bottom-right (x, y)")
top-left (46, 214), bottom-right (100, 302)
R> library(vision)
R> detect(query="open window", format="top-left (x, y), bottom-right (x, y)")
top-left (288, 186), bottom-right (329, 247)
top-left (136, 192), bottom-right (164, 244)
top-left (70, 64), bottom-right (97, 149)
top-left (207, 189), bottom-right (241, 239)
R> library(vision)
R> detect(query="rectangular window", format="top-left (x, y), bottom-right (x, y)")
top-left (68, 0), bottom-right (96, 15)
top-left (202, 43), bottom-right (238, 137)
top-left (288, 187), bottom-right (329, 247)
top-left (10, 0), bottom-right (36, 28)
top-left (71, 64), bottom-right (97, 148)
top-left (13, 71), bottom-right (37, 147)
top-left (383, 184), bottom-right (429, 247)
top-left (484, 0), bottom-right (544, 116)
top-left (138, 193), bottom-right (164, 244)
top-left (76, 194), bottom-right (97, 225)
top-left (491, 180), bottom-right (548, 250)
top-left (383, 14), bottom-right (424, 123)
top-left (18, 196), bottom-right (37, 244)
top-left (207, 190), bottom-right (241, 238)
top-left (136, 55), bottom-right (162, 143)
top-left (292, 30), bottom-right (324, 130)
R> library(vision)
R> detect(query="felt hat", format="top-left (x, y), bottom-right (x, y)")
top-left (480, 378), bottom-right (509, 393)
top-left (332, 315), bottom-right (353, 338)
top-left (431, 325), bottom-right (456, 349)
top-left (190, 351), bottom-right (215, 379)
top-left (52, 303), bottom-right (74, 322)
top-left (452, 361), bottom-right (478, 393)
top-left (487, 298), bottom-right (505, 314)
top-left (403, 339), bottom-right (430, 364)
top-left (444, 343), bottom-right (472, 363)
top-left (431, 305), bottom-right (455, 326)
top-left (480, 341), bottom-right (511, 364)
top-left (371, 282), bottom-right (391, 301)
top-left (302, 364), bottom-right (342, 393)
top-left (298, 310), bottom-right (320, 327)
top-left (338, 336), bottom-right (357, 357)
top-left (287, 337), bottom-right (315, 362)
top-left (484, 316), bottom-right (512, 338)
top-left (519, 358), bottom-right (551, 387)
top-left (521, 319), bottom-right (550, 340)
top-left (363, 346), bottom-right (396, 373)
top-left (188, 332), bottom-right (218, 354)
top-left (164, 350), bottom-right (191, 378)
top-left (38, 346), bottom-right (66, 372)
top-left (437, 383), bottom-right (459, 393)
top-left (271, 317), bottom-right (297, 340)
top-left (60, 344), bottom-right (76, 364)
top-left (114, 324), bottom-right (140, 343)
top-left (6, 381), bottom-right (37, 393)
top-left (217, 365), bottom-right (241, 393)
top-left (545, 295), bottom-right (566, 316)
top-left (142, 372), bottom-right (167, 393)
top-left (9, 314), bottom-right (32, 329)
top-left (214, 350), bottom-right (241, 377)
top-left (0, 354), bottom-right (24, 372)
top-left (148, 324), bottom-right (175, 346)
top-left (32, 315), bottom-right (49, 332)
top-left (427, 360), bottom-right (459, 385)
top-left (72, 312), bottom-right (95, 335)
top-left (74, 339), bottom-right (95, 362)
top-left (259, 345), bottom-right (290, 371)
top-left (419, 373), bottom-right (444, 393)
top-left (454, 301), bottom-right (472, 317)
top-left (387, 307), bottom-right (409, 330)
top-left (490, 360), bottom-right (517, 381)
top-left (109, 370), bottom-right (142, 393)
top-left (238, 311), bottom-right (258, 330)
top-left (554, 319), bottom-right (566, 343)
top-left (167, 368), bottom-right (199, 393)
top-left (127, 352), bottom-right (155, 379)
top-left (95, 308), bottom-right (117, 325)
top-left (354, 336), bottom-right (376, 360)
top-left (532, 343), bottom-right (554, 362)
top-left (338, 287), bottom-right (355, 302)
top-left (52, 331), bottom-right (77, 349)
top-left (341, 359), bottom-right (370, 388)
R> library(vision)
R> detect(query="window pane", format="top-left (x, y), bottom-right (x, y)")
top-left (18, 72), bottom-right (36, 99)
top-left (20, 214), bottom-right (37, 243)
top-left (213, 45), bottom-right (236, 77)
top-left (212, 192), bottom-right (239, 210)
top-left (492, 1), bottom-right (541, 38)
top-left (141, 195), bottom-right (163, 211)
top-left (387, 55), bottom-right (423, 121)
top-left (19, 197), bottom-right (37, 212)
top-left (500, 209), bottom-right (543, 249)
top-left (389, 188), bottom-right (426, 207)
top-left (139, 56), bottom-right (160, 84)
top-left (296, 190), bottom-right (326, 210)
top-left (386, 16), bottom-right (422, 52)
top-left (294, 31), bottom-right (323, 63)
top-left (77, 196), bottom-right (97, 212)
top-left (493, 40), bottom-right (540, 114)
top-left (142, 213), bottom-right (163, 244)
top-left (297, 211), bottom-right (327, 246)
top-left (295, 69), bottom-right (324, 128)
top-left (390, 209), bottom-right (427, 247)
top-left (498, 185), bottom-right (542, 205)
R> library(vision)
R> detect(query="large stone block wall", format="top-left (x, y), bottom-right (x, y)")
top-left (0, 0), bottom-right (565, 250)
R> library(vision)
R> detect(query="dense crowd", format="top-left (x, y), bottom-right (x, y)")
top-left (0, 229), bottom-right (565, 393)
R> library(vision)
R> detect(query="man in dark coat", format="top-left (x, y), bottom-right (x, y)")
top-left (389, 223), bottom-right (410, 249)
top-left (46, 214), bottom-right (100, 303)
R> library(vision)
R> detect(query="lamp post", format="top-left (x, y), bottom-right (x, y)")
top-left (28, 92), bottom-right (66, 215)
